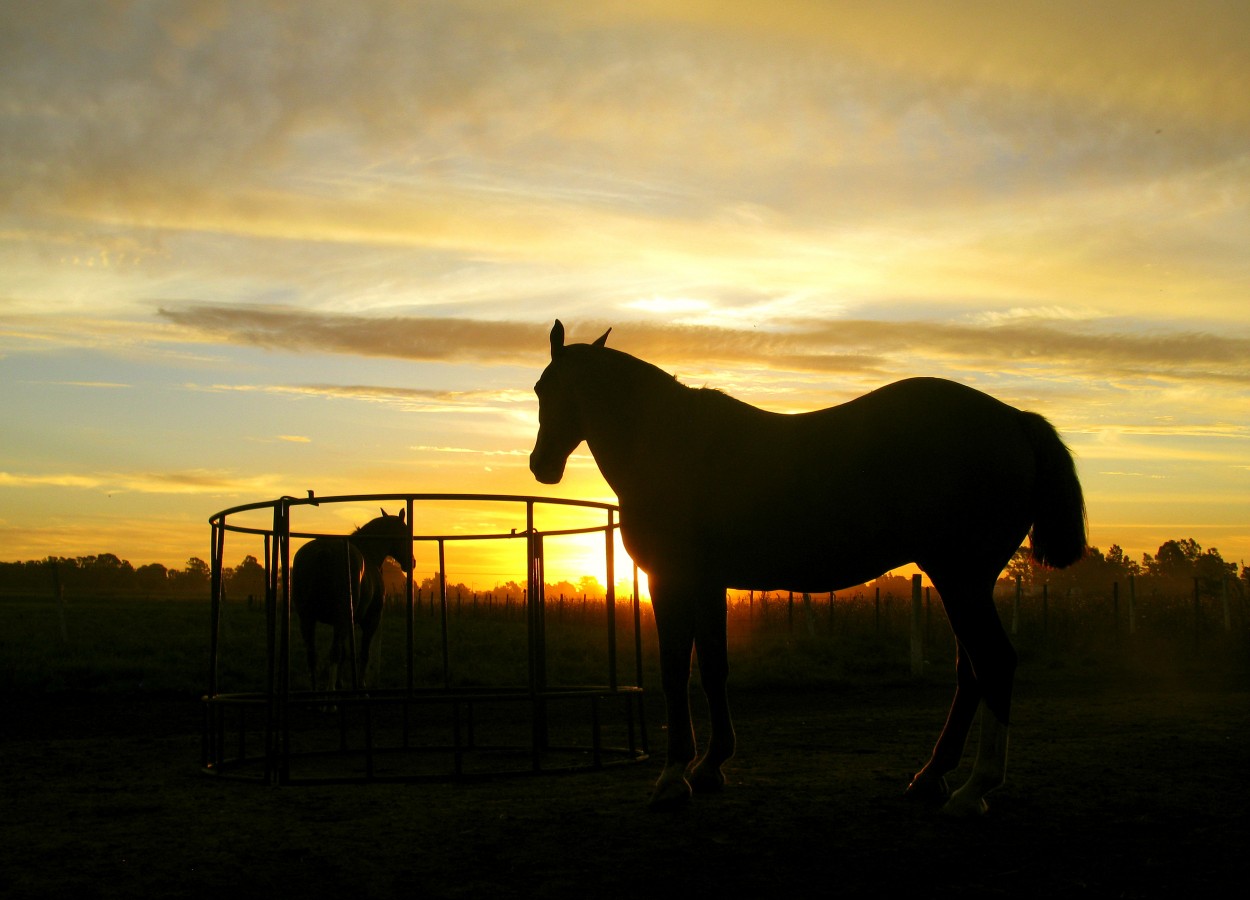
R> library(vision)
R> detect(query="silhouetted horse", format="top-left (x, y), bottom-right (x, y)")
top-left (292, 509), bottom-right (413, 692)
top-left (530, 321), bottom-right (1085, 815)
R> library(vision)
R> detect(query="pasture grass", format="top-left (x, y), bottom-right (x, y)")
top-left (1, 589), bottom-right (1244, 697)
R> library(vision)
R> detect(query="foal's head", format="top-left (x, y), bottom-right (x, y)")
top-left (354, 508), bottom-right (414, 573)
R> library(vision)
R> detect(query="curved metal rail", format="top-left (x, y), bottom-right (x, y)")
top-left (202, 492), bottom-right (648, 784)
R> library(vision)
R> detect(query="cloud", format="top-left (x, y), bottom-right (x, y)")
top-left (0, 468), bottom-right (291, 496)
top-left (160, 304), bottom-right (1250, 387)
top-left (162, 306), bottom-right (549, 365)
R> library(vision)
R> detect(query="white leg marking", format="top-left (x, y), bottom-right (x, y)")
top-left (944, 703), bottom-right (1009, 816)
top-left (649, 762), bottom-right (693, 809)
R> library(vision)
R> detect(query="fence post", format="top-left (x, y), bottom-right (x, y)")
top-left (910, 574), bottom-right (924, 677)
top-left (1042, 583), bottom-right (1049, 642)
top-left (1128, 575), bottom-right (1136, 636)
top-left (1012, 575), bottom-right (1021, 636)
top-left (52, 561), bottom-right (68, 645)
top-left (1112, 580), bottom-right (1120, 647)
top-left (1193, 577), bottom-right (1202, 651)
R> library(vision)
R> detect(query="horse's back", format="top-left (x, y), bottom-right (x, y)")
top-left (292, 538), bottom-right (364, 625)
top-left (636, 376), bottom-right (1042, 591)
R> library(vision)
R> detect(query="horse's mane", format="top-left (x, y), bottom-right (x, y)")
top-left (353, 515), bottom-right (403, 538)
top-left (586, 344), bottom-right (758, 418)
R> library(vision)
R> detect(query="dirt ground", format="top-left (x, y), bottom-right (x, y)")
top-left (3, 669), bottom-right (1247, 899)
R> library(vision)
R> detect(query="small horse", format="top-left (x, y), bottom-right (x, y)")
top-left (292, 508), bottom-right (414, 692)
top-left (530, 321), bottom-right (1085, 815)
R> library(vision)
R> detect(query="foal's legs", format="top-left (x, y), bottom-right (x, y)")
top-left (298, 612), bottom-right (320, 691)
top-left (357, 587), bottom-right (383, 690)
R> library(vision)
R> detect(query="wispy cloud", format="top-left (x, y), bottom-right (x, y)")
top-left (161, 305), bottom-right (1250, 386)
top-left (189, 378), bottom-right (529, 413)
top-left (0, 468), bottom-right (293, 497)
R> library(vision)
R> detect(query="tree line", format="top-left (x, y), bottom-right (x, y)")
top-left (1004, 539), bottom-right (1245, 600)
top-left (1, 537), bottom-right (1245, 601)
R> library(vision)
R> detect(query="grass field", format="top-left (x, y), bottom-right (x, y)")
top-left (1, 585), bottom-right (1245, 697)
top-left (2, 590), bottom-right (1248, 898)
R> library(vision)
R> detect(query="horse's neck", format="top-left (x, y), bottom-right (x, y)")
top-left (582, 354), bottom-right (702, 495)
top-left (349, 532), bottom-right (385, 568)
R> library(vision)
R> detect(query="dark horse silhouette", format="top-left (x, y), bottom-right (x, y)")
top-left (530, 321), bottom-right (1085, 815)
top-left (292, 509), bottom-right (413, 692)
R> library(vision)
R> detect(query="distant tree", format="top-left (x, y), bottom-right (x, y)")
top-left (226, 555), bottom-right (266, 601)
top-left (576, 574), bottom-right (605, 599)
top-left (169, 557), bottom-right (210, 595)
top-left (1104, 544), bottom-right (1141, 578)
top-left (76, 553), bottom-right (136, 593)
top-left (1140, 539), bottom-right (1235, 597)
top-left (135, 562), bottom-right (169, 595)
top-left (1147, 539), bottom-right (1202, 578)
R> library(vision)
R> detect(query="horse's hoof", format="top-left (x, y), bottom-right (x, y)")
top-left (941, 788), bottom-right (989, 817)
top-left (647, 778), bottom-right (693, 811)
top-left (689, 764), bottom-right (726, 795)
top-left (904, 772), bottom-right (949, 804)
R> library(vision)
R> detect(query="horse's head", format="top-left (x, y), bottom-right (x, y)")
top-left (530, 320), bottom-right (610, 485)
top-left (356, 508), bottom-right (414, 573)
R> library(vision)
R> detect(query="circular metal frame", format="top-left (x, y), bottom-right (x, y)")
top-left (202, 492), bottom-right (648, 784)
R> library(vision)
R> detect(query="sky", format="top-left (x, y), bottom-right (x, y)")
top-left (2, 0), bottom-right (1248, 589)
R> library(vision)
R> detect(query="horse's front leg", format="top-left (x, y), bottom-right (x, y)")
top-left (649, 587), bottom-right (697, 810)
top-left (357, 594), bottom-right (383, 691)
top-left (690, 593), bottom-right (734, 794)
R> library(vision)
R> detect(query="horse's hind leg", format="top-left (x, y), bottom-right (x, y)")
top-left (691, 590), bottom-right (735, 794)
top-left (940, 580), bottom-right (1015, 820)
top-left (907, 640), bottom-right (980, 803)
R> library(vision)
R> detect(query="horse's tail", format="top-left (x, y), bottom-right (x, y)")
top-left (1020, 411), bottom-right (1087, 569)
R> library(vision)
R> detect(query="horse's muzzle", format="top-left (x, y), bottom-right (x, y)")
top-left (529, 453), bottom-right (565, 485)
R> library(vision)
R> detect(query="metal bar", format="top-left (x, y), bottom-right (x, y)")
top-left (406, 497), bottom-right (415, 694)
top-left (277, 498), bottom-right (292, 785)
top-left (438, 538), bottom-right (450, 689)
top-left (605, 508), bottom-right (617, 691)
top-left (208, 521), bottom-right (225, 698)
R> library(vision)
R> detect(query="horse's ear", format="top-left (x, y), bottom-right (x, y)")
top-left (592, 327), bottom-right (612, 348)
top-left (550, 320), bottom-right (565, 358)
top-left (399, 509), bottom-right (406, 524)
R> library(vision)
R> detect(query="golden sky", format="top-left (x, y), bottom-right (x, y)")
top-left (2, 1), bottom-right (1248, 584)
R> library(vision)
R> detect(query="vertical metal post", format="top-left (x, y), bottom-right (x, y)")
top-left (438, 538), bottom-right (450, 689)
top-left (275, 498), bottom-right (293, 785)
top-left (263, 529), bottom-right (278, 784)
top-left (406, 497), bottom-right (415, 694)
top-left (632, 563), bottom-right (644, 689)
top-left (606, 508), bottom-right (617, 691)
top-left (208, 521), bottom-right (225, 699)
